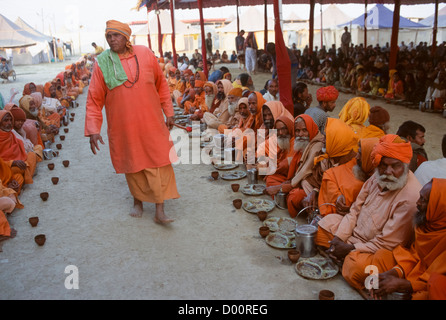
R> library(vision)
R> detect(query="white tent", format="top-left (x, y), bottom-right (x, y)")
top-left (419, 5), bottom-right (446, 44)
top-left (217, 6), bottom-right (276, 52)
top-left (133, 10), bottom-right (200, 54)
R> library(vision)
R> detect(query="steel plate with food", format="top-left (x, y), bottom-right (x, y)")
top-left (263, 217), bottom-right (298, 236)
top-left (295, 255), bottom-right (339, 280)
top-left (221, 170), bottom-right (247, 180)
top-left (241, 184), bottom-right (266, 196)
top-left (265, 232), bottom-right (296, 249)
top-left (242, 198), bottom-right (275, 214)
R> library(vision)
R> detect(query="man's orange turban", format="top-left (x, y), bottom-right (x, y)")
top-left (228, 88), bottom-right (243, 97)
top-left (316, 85), bottom-right (339, 102)
top-left (105, 20), bottom-right (133, 52)
top-left (371, 134), bottom-right (413, 166)
top-left (296, 114), bottom-right (319, 141)
top-left (194, 80), bottom-right (205, 88)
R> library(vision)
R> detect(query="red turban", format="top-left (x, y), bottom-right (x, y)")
top-left (371, 134), bottom-right (413, 166)
top-left (316, 85), bottom-right (339, 102)
top-left (183, 69), bottom-right (193, 76)
top-left (9, 107), bottom-right (26, 122)
top-left (369, 106), bottom-right (390, 126)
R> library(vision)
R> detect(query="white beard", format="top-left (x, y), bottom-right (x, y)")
top-left (228, 102), bottom-right (237, 116)
top-left (205, 94), bottom-right (215, 109)
top-left (277, 135), bottom-right (291, 151)
top-left (29, 110), bottom-right (39, 117)
top-left (294, 137), bottom-right (310, 152)
top-left (352, 164), bottom-right (367, 182)
top-left (375, 165), bottom-right (409, 191)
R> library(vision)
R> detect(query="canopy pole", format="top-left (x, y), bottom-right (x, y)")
top-left (198, 0), bottom-right (208, 78)
top-left (170, 0), bottom-right (177, 67)
top-left (264, 0), bottom-right (268, 50)
top-left (431, 0), bottom-right (439, 55)
top-left (309, 0), bottom-right (315, 56)
top-left (156, 6), bottom-right (163, 57)
top-left (320, 2), bottom-right (323, 49)
top-left (388, 0), bottom-right (400, 70)
top-left (146, 8), bottom-right (152, 51)
top-left (364, 0), bottom-right (368, 49)
top-left (236, 0), bottom-right (240, 35)
top-left (273, 0), bottom-right (293, 115)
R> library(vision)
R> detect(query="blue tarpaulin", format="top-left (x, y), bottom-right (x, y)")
top-left (338, 4), bottom-right (429, 29)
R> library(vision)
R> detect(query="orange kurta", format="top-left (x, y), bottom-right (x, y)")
top-left (318, 158), bottom-right (364, 216)
top-left (85, 45), bottom-right (177, 174)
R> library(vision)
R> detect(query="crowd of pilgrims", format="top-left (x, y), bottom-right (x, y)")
top-left (1, 40), bottom-right (445, 299)
top-left (0, 54), bottom-right (95, 242)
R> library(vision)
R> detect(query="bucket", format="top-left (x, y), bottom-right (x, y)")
top-left (294, 224), bottom-right (318, 258)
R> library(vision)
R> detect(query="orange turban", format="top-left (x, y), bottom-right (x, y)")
top-left (316, 85), bottom-right (339, 102)
top-left (194, 80), bottom-right (205, 88)
top-left (371, 134), bottom-right (413, 166)
top-left (314, 118), bottom-right (358, 165)
top-left (9, 107), bottom-right (26, 122)
top-left (359, 137), bottom-right (379, 176)
top-left (228, 88), bottom-right (243, 97)
top-left (105, 20), bottom-right (133, 52)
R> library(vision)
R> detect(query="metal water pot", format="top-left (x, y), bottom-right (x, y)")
top-left (294, 224), bottom-right (318, 258)
top-left (425, 99), bottom-right (433, 110)
top-left (247, 168), bottom-right (258, 185)
top-left (43, 149), bottom-right (57, 160)
top-left (275, 188), bottom-right (287, 209)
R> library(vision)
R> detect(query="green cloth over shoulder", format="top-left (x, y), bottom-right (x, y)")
top-left (96, 49), bottom-right (128, 90)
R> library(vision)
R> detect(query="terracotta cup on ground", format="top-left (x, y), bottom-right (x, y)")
top-left (211, 171), bottom-right (219, 180)
top-left (51, 177), bottom-right (59, 185)
top-left (259, 226), bottom-right (270, 238)
top-left (319, 290), bottom-right (335, 300)
top-left (231, 183), bottom-right (240, 192)
top-left (47, 163), bottom-right (55, 170)
top-left (257, 210), bottom-right (267, 221)
top-left (34, 234), bottom-right (46, 246)
top-left (233, 199), bottom-right (242, 209)
top-left (287, 249), bottom-right (301, 263)
top-left (56, 144), bottom-right (62, 150)
top-left (64, 128), bottom-right (69, 133)
top-left (40, 192), bottom-right (49, 201)
top-left (70, 117), bottom-right (74, 122)
top-left (62, 160), bottom-right (70, 167)
top-left (29, 217), bottom-right (39, 227)
top-left (70, 112), bottom-right (75, 117)
top-left (60, 135), bottom-right (65, 141)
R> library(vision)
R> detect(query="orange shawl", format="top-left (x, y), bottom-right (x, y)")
top-left (0, 111), bottom-right (27, 161)
top-left (243, 92), bottom-right (265, 132)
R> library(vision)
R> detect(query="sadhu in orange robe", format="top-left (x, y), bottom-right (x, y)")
top-left (85, 45), bottom-right (179, 203)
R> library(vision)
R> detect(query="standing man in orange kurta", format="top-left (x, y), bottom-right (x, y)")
top-left (85, 20), bottom-right (180, 224)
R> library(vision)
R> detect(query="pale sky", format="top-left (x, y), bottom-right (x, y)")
top-left (1, 0), bottom-right (443, 36)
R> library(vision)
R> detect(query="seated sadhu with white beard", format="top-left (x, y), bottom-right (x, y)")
top-left (265, 114), bottom-right (322, 198)
top-left (315, 134), bottom-right (422, 292)
top-left (255, 101), bottom-right (294, 174)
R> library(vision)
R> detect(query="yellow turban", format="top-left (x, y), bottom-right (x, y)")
top-left (314, 118), bottom-right (359, 165)
top-left (338, 97), bottom-right (370, 134)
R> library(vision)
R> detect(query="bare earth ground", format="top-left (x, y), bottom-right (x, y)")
top-left (0, 57), bottom-right (444, 300)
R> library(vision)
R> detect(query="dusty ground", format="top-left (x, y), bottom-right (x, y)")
top-left (0, 58), bottom-right (444, 300)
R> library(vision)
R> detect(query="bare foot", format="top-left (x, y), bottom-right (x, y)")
top-left (154, 203), bottom-right (174, 224)
top-left (129, 198), bottom-right (143, 218)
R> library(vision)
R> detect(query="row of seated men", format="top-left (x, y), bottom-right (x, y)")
top-left (159, 58), bottom-right (446, 299)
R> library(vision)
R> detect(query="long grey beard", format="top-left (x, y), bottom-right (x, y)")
top-left (277, 136), bottom-right (291, 151)
top-left (375, 165), bottom-right (409, 191)
top-left (413, 209), bottom-right (427, 229)
top-left (205, 95), bottom-right (215, 109)
top-left (228, 102), bottom-right (237, 116)
top-left (352, 164), bottom-right (368, 182)
top-left (294, 137), bottom-right (310, 152)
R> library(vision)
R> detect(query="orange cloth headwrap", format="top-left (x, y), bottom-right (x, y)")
top-left (296, 114), bottom-right (319, 141)
top-left (316, 85), bottom-right (339, 102)
top-left (314, 118), bottom-right (358, 165)
top-left (228, 88), bottom-right (243, 97)
top-left (371, 134), bottom-right (413, 166)
top-left (194, 80), bottom-right (205, 88)
top-left (105, 20), bottom-right (133, 53)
